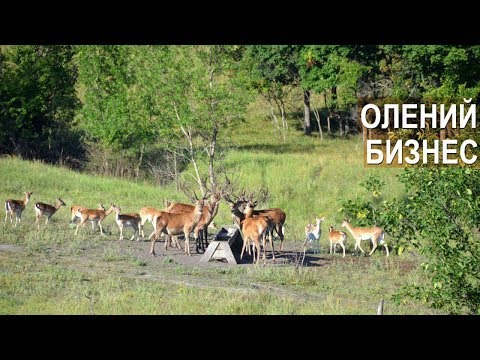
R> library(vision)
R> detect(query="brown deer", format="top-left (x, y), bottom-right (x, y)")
top-left (166, 183), bottom-right (224, 252)
top-left (5, 191), bottom-right (33, 226)
top-left (151, 198), bottom-right (205, 256)
top-left (112, 204), bottom-right (140, 241)
top-left (34, 198), bottom-right (66, 229)
top-left (75, 204), bottom-right (114, 236)
top-left (328, 226), bottom-right (348, 258)
top-left (242, 200), bottom-right (274, 262)
top-left (341, 219), bottom-right (389, 257)
top-left (70, 204), bottom-right (106, 230)
top-left (224, 186), bottom-right (286, 251)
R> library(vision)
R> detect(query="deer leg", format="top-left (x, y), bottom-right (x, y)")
top-left (255, 239), bottom-right (261, 264)
top-left (240, 238), bottom-right (248, 260)
top-left (356, 239), bottom-right (366, 254)
top-left (184, 231), bottom-right (191, 256)
top-left (368, 239), bottom-right (377, 256)
top-left (119, 225), bottom-right (123, 240)
top-left (384, 244), bottom-right (390, 257)
top-left (340, 242), bottom-right (346, 258)
top-left (334, 243), bottom-right (337, 254)
top-left (195, 229), bottom-right (201, 253)
top-left (151, 230), bottom-right (160, 255)
top-left (98, 221), bottom-right (104, 236)
top-left (75, 218), bottom-right (88, 235)
top-left (269, 230), bottom-right (275, 261)
top-left (329, 241), bottom-right (333, 254)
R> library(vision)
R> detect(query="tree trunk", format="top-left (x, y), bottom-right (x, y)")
top-left (304, 90), bottom-right (311, 135)
top-left (310, 96), bottom-right (323, 140)
top-left (323, 92), bottom-right (331, 134)
top-left (135, 144), bottom-right (145, 181)
top-left (207, 127), bottom-right (218, 190)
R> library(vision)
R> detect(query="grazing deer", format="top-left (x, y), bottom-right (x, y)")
top-left (112, 204), bottom-right (140, 241)
top-left (303, 216), bottom-right (325, 255)
top-left (224, 186), bottom-right (287, 251)
top-left (34, 198), bottom-right (66, 229)
top-left (328, 226), bottom-right (347, 258)
top-left (341, 219), bottom-right (389, 257)
top-left (5, 191), bottom-right (33, 226)
top-left (151, 199), bottom-right (205, 256)
top-left (75, 204), bottom-right (114, 236)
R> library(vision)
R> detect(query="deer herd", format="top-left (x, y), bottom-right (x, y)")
top-left (3, 185), bottom-right (389, 265)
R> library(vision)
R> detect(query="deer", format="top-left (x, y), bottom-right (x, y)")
top-left (166, 182), bottom-right (224, 252)
top-left (223, 185), bottom-right (287, 251)
top-left (34, 198), bottom-right (66, 229)
top-left (341, 219), bottom-right (389, 257)
top-left (112, 204), bottom-right (140, 241)
top-left (4, 191), bottom-right (33, 226)
top-left (151, 198), bottom-right (205, 256)
top-left (242, 200), bottom-right (274, 263)
top-left (139, 207), bottom-right (165, 240)
top-left (328, 226), bottom-right (348, 258)
top-left (74, 204), bottom-right (114, 236)
top-left (70, 204), bottom-right (105, 229)
top-left (303, 216), bottom-right (325, 255)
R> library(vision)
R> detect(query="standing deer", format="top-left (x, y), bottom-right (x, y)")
top-left (112, 204), bottom-right (140, 241)
top-left (75, 204), bottom-right (114, 236)
top-left (242, 200), bottom-right (274, 263)
top-left (167, 184), bottom-right (224, 252)
top-left (341, 219), bottom-right (389, 257)
top-left (4, 191), bottom-right (33, 226)
top-left (328, 226), bottom-right (347, 258)
top-left (151, 198), bottom-right (205, 256)
top-left (34, 198), bottom-right (66, 229)
top-left (304, 216), bottom-right (325, 255)
top-left (224, 186), bottom-right (286, 251)
top-left (70, 204), bottom-right (105, 228)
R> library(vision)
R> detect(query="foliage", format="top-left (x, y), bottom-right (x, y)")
top-left (0, 45), bottom-right (80, 164)
top-left (393, 167), bottom-right (480, 314)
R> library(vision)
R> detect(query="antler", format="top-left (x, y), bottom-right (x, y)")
top-left (246, 185), bottom-right (269, 207)
top-left (179, 180), bottom-right (197, 203)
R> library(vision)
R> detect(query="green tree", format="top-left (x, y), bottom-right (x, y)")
top-left (157, 45), bottom-right (253, 193)
top-left (244, 45), bottom-right (304, 138)
top-left (0, 45), bottom-right (79, 164)
top-left (394, 167), bottom-right (480, 314)
top-left (300, 45), bottom-right (369, 136)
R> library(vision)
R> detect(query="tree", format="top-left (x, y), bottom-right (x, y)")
top-left (0, 45), bottom-right (80, 164)
top-left (244, 45), bottom-right (304, 138)
top-left (74, 45), bottom-right (167, 178)
top-left (158, 45), bottom-right (253, 194)
top-left (394, 167), bottom-right (480, 314)
top-left (300, 45), bottom-right (369, 137)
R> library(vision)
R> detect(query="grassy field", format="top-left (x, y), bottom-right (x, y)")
top-left (0, 114), bottom-right (440, 314)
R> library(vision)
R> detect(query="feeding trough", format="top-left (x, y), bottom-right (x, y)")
top-left (200, 226), bottom-right (242, 264)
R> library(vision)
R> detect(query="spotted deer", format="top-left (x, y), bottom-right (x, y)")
top-left (328, 226), bottom-right (347, 258)
top-left (112, 204), bottom-right (140, 241)
top-left (304, 216), bottom-right (325, 254)
top-left (75, 204), bottom-right (114, 236)
top-left (34, 198), bottom-right (66, 229)
top-left (341, 219), bottom-right (389, 257)
top-left (5, 191), bottom-right (33, 226)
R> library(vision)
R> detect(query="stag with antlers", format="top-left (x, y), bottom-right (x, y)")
top-left (166, 179), bottom-right (225, 252)
top-left (224, 182), bottom-right (287, 252)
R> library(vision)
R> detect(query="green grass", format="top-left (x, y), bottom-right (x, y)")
top-left (0, 113), bottom-right (437, 314)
